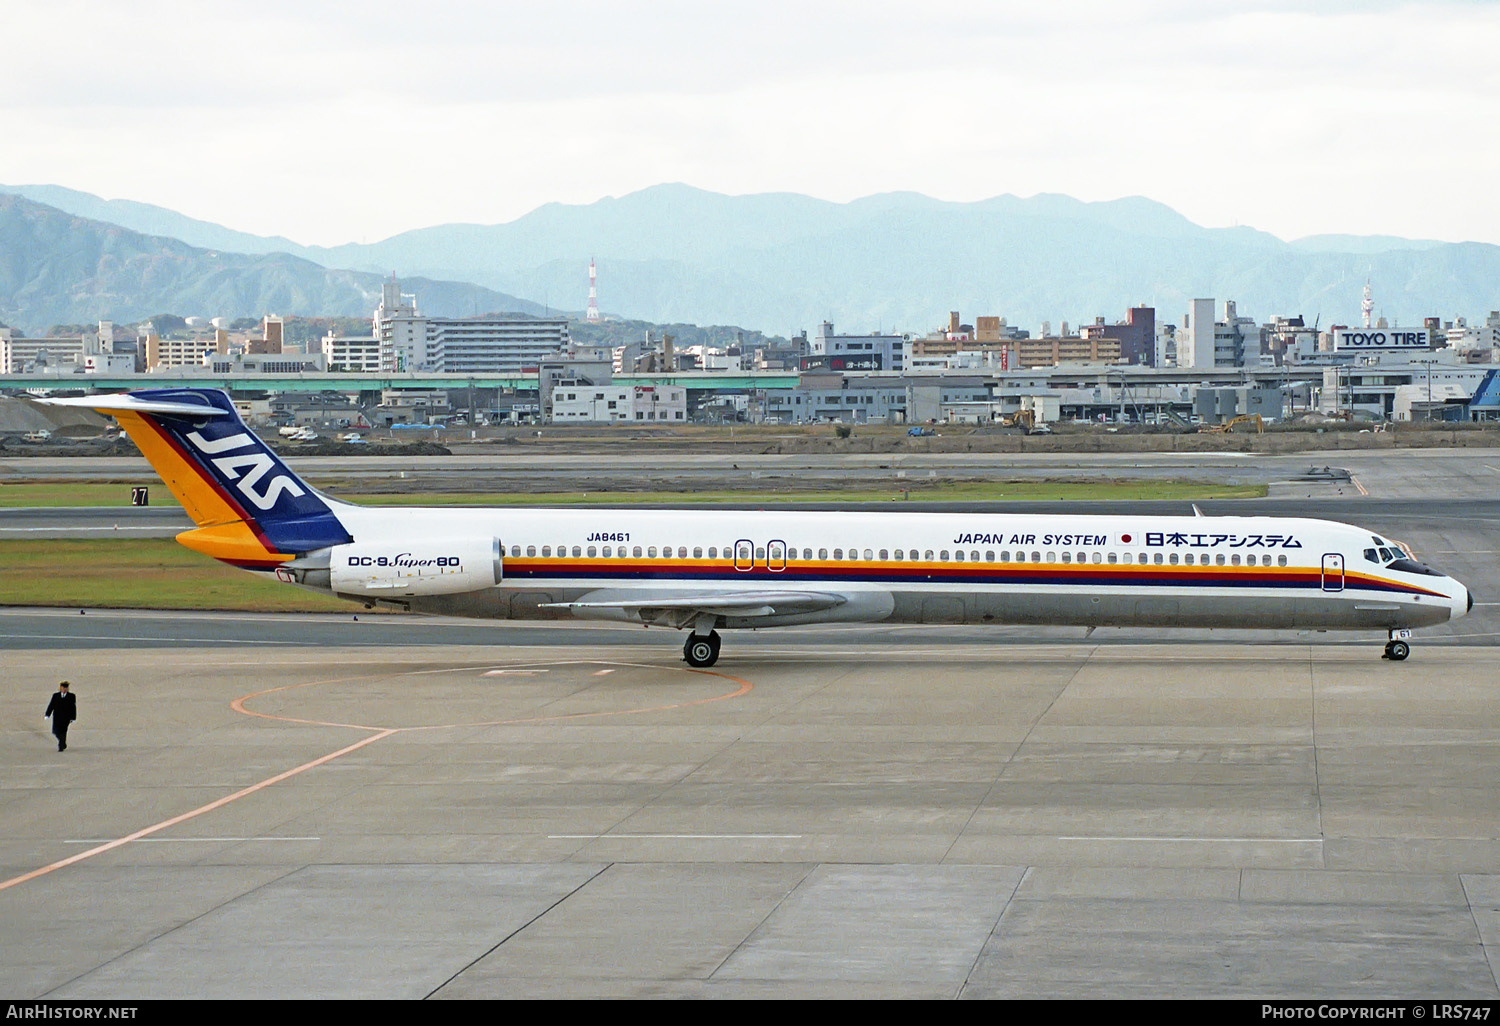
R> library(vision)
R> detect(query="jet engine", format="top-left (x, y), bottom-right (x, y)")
top-left (325, 537), bottom-right (502, 598)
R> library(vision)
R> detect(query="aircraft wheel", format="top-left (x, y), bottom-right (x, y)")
top-left (683, 631), bottom-right (721, 668)
top-left (1386, 640), bottom-right (1410, 662)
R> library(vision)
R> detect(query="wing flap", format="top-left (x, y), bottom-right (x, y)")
top-left (543, 590), bottom-right (847, 626)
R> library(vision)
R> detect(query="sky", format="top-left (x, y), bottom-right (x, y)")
top-left (2, 0), bottom-right (1497, 247)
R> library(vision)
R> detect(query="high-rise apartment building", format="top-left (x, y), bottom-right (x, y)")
top-left (373, 278), bottom-right (569, 373)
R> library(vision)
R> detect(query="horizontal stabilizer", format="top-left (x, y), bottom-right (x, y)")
top-left (39, 394), bottom-right (229, 418)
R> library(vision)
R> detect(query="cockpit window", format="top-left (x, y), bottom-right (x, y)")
top-left (1387, 557), bottom-right (1444, 577)
top-left (1378, 547), bottom-right (1399, 562)
top-left (1363, 548), bottom-right (1379, 563)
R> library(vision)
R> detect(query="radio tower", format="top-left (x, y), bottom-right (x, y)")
top-left (586, 258), bottom-right (600, 322)
top-left (1361, 278), bottom-right (1373, 329)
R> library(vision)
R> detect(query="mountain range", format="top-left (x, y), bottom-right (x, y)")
top-left (0, 193), bottom-right (545, 335)
top-left (2, 182), bottom-right (1498, 337)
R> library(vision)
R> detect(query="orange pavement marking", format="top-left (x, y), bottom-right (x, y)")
top-left (0, 728), bottom-right (395, 894)
top-left (2, 660), bottom-right (753, 893)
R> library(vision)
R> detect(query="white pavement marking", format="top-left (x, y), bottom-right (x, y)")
top-left (1058, 836), bottom-right (1323, 844)
top-left (549, 834), bottom-right (803, 840)
top-left (0, 633), bottom-right (313, 645)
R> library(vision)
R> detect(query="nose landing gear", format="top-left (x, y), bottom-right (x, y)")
top-left (683, 630), bottom-right (722, 668)
top-left (1382, 629), bottom-right (1411, 661)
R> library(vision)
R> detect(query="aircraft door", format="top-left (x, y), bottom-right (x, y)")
top-left (734, 539), bottom-right (754, 572)
top-left (768, 540), bottom-right (787, 572)
top-left (1321, 553), bottom-right (1345, 592)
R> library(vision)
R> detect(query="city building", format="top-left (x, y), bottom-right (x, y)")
top-left (806, 321), bottom-right (905, 372)
top-left (1177, 298), bottom-right (1215, 368)
top-left (1447, 312), bottom-right (1500, 352)
top-left (1010, 335), bottom-right (1124, 369)
top-left (321, 332), bottom-right (383, 373)
top-left (146, 333), bottom-right (229, 370)
top-left (1081, 306), bottom-right (1155, 365)
top-left (551, 384), bottom-right (687, 423)
top-left (374, 278), bottom-right (569, 373)
top-left (248, 315), bottom-right (283, 355)
top-left (1321, 354), bottom-right (1490, 419)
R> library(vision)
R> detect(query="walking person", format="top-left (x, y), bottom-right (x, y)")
top-left (44, 681), bottom-right (76, 752)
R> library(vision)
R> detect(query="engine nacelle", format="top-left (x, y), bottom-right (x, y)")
top-left (328, 537), bottom-right (502, 598)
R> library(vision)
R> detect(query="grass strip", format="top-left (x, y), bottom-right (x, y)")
top-left (0, 540), bottom-right (358, 612)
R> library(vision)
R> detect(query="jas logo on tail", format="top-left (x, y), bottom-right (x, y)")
top-left (185, 431), bottom-right (306, 511)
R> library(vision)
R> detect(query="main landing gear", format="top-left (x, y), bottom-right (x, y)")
top-left (1382, 629), bottom-right (1411, 661)
top-left (683, 630), bottom-right (722, 668)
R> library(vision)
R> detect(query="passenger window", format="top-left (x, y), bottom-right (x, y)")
top-left (955, 550), bottom-right (965, 562)
top-left (708, 547), bottom-right (717, 558)
top-left (755, 547), bottom-right (765, 560)
top-left (833, 548), bottom-right (843, 560)
top-left (648, 546), bottom-right (658, 558)
top-left (894, 549), bottom-right (904, 561)
top-left (510, 545), bottom-right (520, 558)
top-left (1106, 552), bottom-right (1117, 564)
top-left (1060, 551), bottom-right (1071, 563)
top-left (863, 549), bottom-right (873, 561)
top-left (1153, 553), bottom-right (1164, 565)
top-left (526, 545), bottom-right (536, 557)
top-left (941, 550), bottom-right (951, 561)
top-left (971, 550), bottom-right (980, 562)
top-left (1278, 555), bottom-right (1288, 567)
top-left (1046, 551), bottom-right (1056, 563)
top-left (1216, 553), bottom-right (1225, 566)
top-left (1031, 551), bottom-right (1041, 562)
top-left (1231, 554), bottom-right (1241, 566)
top-left (1183, 553), bottom-right (1193, 566)
top-left (925, 550), bottom-right (935, 561)
top-left (1169, 553), bottom-right (1179, 565)
top-left (693, 547), bottom-right (703, 559)
top-left (819, 548), bottom-right (828, 560)
top-left (633, 546), bottom-right (642, 557)
top-left (1001, 551), bottom-right (1011, 562)
top-left (879, 549), bottom-right (889, 560)
top-left (602, 546), bottom-right (611, 557)
top-left (541, 545), bottom-right (552, 557)
top-left (587, 546), bottom-right (597, 557)
top-left (1092, 552), bottom-right (1102, 564)
top-left (986, 550), bottom-right (996, 562)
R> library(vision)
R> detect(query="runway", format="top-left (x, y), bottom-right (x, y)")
top-left (5, 611), bottom-right (1500, 998)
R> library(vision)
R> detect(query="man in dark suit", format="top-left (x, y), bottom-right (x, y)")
top-left (44, 681), bottom-right (76, 752)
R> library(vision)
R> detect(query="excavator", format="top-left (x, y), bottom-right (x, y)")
top-left (1200, 413), bottom-right (1264, 434)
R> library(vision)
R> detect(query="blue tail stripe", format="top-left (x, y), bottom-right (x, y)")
top-left (132, 388), bottom-right (351, 553)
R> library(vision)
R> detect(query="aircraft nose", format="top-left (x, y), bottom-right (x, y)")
top-left (1455, 583), bottom-right (1473, 619)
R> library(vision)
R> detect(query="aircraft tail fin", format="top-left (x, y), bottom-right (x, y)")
top-left (41, 389), bottom-right (351, 567)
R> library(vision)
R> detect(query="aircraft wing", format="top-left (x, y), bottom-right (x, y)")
top-left (543, 590), bottom-right (848, 627)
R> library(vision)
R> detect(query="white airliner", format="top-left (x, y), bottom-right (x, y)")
top-left (44, 388), bottom-right (1471, 666)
